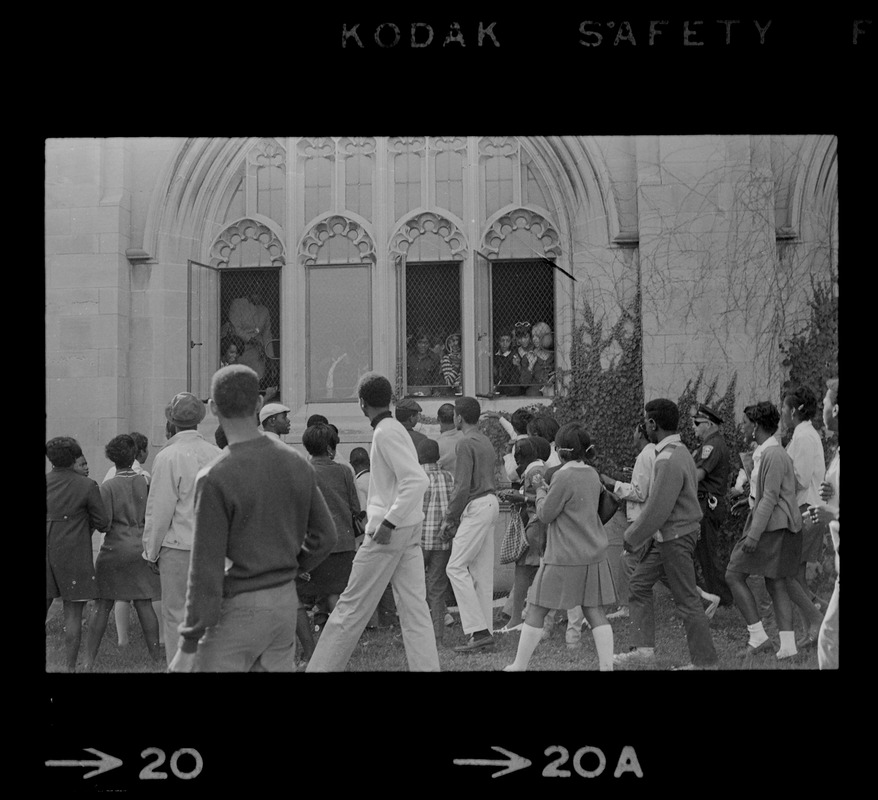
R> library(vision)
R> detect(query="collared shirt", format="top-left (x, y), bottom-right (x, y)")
top-left (785, 420), bottom-right (826, 507)
top-left (749, 435), bottom-right (780, 509)
top-left (614, 442), bottom-right (657, 523)
top-left (142, 430), bottom-right (222, 558)
top-left (445, 428), bottom-right (498, 523)
top-left (421, 463), bottom-right (454, 550)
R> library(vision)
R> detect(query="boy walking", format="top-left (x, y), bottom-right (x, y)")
top-left (416, 438), bottom-right (455, 643)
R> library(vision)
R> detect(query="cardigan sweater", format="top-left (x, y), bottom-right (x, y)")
top-left (624, 435), bottom-right (703, 549)
top-left (177, 435), bottom-right (337, 651)
top-left (743, 445), bottom-right (803, 542)
top-left (534, 462), bottom-right (607, 566)
top-left (365, 414), bottom-right (429, 531)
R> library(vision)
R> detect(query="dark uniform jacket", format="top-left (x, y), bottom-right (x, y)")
top-left (693, 430), bottom-right (730, 498)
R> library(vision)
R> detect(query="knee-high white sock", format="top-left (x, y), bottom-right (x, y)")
top-left (591, 624), bottom-right (614, 671)
top-left (503, 623), bottom-right (544, 671)
top-left (777, 630), bottom-right (798, 657)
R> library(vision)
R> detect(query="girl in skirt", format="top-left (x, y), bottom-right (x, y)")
top-left (724, 402), bottom-right (803, 660)
top-left (504, 422), bottom-right (616, 671)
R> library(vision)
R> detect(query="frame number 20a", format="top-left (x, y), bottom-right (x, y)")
top-left (139, 748), bottom-right (203, 780)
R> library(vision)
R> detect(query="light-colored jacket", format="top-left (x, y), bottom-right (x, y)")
top-left (744, 445), bottom-right (803, 542)
top-left (614, 443), bottom-right (657, 523)
top-left (142, 430), bottom-right (221, 559)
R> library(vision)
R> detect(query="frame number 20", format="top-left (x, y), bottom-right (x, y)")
top-left (139, 748), bottom-right (203, 780)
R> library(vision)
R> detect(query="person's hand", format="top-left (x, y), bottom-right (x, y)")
top-left (806, 505), bottom-right (837, 526)
top-left (530, 472), bottom-right (545, 490)
top-left (599, 473), bottom-right (616, 489)
top-left (730, 497), bottom-right (749, 517)
top-left (371, 521), bottom-right (394, 545)
top-left (741, 535), bottom-right (759, 554)
top-left (818, 481), bottom-right (835, 503)
top-left (299, 571), bottom-right (311, 582)
top-left (146, 558), bottom-right (160, 575)
top-left (168, 649), bottom-right (196, 673)
top-left (622, 538), bottom-right (636, 554)
top-left (438, 519), bottom-right (458, 542)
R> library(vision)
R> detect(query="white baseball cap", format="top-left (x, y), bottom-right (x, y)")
top-left (259, 402), bottom-right (291, 425)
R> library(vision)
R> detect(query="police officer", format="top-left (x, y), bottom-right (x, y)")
top-left (691, 403), bottom-right (733, 609)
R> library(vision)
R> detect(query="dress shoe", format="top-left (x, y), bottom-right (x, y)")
top-left (795, 630), bottom-right (819, 650)
top-left (454, 635), bottom-right (495, 653)
top-left (735, 638), bottom-right (774, 658)
top-left (607, 606), bottom-right (629, 620)
top-left (613, 648), bottom-right (655, 668)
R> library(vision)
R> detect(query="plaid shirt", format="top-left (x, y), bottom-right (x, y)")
top-left (421, 463), bottom-right (454, 550)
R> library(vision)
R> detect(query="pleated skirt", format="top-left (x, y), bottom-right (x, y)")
top-left (531, 559), bottom-right (617, 610)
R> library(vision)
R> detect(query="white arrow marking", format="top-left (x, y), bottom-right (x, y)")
top-left (453, 746), bottom-right (531, 778)
top-left (46, 748), bottom-right (123, 779)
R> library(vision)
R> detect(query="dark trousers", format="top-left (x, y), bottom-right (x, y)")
top-left (422, 547), bottom-right (452, 639)
top-left (629, 532), bottom-right (718, 667)
top-left (695, 497), bottom-right (734, 606)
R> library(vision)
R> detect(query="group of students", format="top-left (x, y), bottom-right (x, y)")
top-left (47, 362), bottom-right (839, 672)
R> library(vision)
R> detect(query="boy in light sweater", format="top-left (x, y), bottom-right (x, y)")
top-left (614, 399), bottom-right (719, 670)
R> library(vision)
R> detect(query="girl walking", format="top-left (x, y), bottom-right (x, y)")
top-left (504, 423), bottom-right (616, 671)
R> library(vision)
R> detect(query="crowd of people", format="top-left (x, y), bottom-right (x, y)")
top-left (46, 366), bottom-right (839, 672)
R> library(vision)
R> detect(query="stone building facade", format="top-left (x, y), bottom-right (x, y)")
top-left (45, 136), bottom-right (837, 478)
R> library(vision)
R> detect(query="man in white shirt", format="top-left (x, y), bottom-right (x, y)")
top-left (307, 373), bottom-right (438, 671)
top-left (142, 393), bottom-right (222, 666)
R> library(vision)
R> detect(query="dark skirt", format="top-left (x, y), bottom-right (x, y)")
top-left (531, 560), bottom-right (617, 610)
top-left (727, 527), bottom-right (802, 579)
top-left (95, 540), bottom-right (161, 601)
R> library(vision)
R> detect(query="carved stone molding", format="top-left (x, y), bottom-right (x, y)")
top-left (210, 219), bottom-right (285, 268)
top-left (478, 136), bottom-right (518, 157)
top-left (297, 137), bottom-right (335, 158)
top-left (482, 208), bottom-right (562, 259)
top-left (249, 137), bottom-right (286, 168)
top-left (390, 212), bottom-right (467, 258)
top-left (429, 136), bottom-right (467, 153)
top-left (339, 137), bottom-right (377, 157)
top-left (388, 136), bottom-right (426, 154)
top-left (299, 215), bottom-right (376, 265)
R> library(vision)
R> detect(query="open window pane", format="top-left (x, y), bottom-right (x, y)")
top-left (490, 259), bottom-right (556, 397)
top-left (404, 261), bottom-right (461, 397)
top-left (219, 268), bottom-right (282, 400)
top-left (307, 265), bottom-right (372, 402)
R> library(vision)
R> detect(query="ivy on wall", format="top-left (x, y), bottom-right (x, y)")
top-left (549, 290), bottom-right (644, 475)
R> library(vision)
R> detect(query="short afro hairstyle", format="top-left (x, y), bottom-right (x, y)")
top-left (527, 414), bottom-right (560, 443)
top-left (302, 423), bottom-right (339, 457)
top-left (130, 431), bottom-right (149, 455)
top-left (454, 396), bottom-right (481, 425)
top-left (306, 414), bottom-right (329, 428)
top-left (105, 434), bottom-right (136, 469)
top-left (744, 401), bottom-right (781, 434)
top-left (510, 408), bottom-right (534, 435)
top-left (437, 403), bottom-right (456, 425)
top-left (357, 372), bottom-right (393, 409)
top-left (416, 437), bottom-right (440, 464)
top-left (211, 365), bottom-right (261, 419)
top-left (349, 446), bottom-right (370, 468)
top-left (645, 398), bottom-right (680, 432)
top-left (783, 385), bottom-right (818, 421)
top-left (46, 436), bottom-right (83, 468)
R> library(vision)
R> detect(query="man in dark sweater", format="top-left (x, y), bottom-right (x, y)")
top-left (169, 364), bottom-right (337, 672)
top-left (614, 398), bottom-right (719, 670)
top-left (441, 396), bottom-right (500, 652)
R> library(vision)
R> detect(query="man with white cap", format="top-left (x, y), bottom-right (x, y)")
top-left (142, 392), bottom-right (221, 666)
top-left (260, 402), bottom-right (291, 440)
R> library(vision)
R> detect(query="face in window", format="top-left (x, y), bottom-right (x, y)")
top-left (416, 336), bottom-right (431, 355)
top-left (516, 331), bottom-right (532, 350)
top-left (447, 335), bottom-right (461, 354)
top-left (498, 334), bottom-right (512, 353)
top-left (223, 344), bottom-right (239, 363)
top-left (73, 455), bottom-right (89, 477)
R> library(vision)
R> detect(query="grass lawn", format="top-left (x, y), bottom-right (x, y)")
top-left (45, 582), bottom-right (821, 672)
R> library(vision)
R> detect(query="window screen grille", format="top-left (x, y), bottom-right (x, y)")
top-left (404, 262), bottom-right (462, 397)
top-left (490, 260), bottom-right (556, 397)
top-left (219, 268), bottom-right (281, 398)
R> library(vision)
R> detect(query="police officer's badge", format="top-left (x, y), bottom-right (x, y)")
top-left (701, 445), bottom-right (714, 459)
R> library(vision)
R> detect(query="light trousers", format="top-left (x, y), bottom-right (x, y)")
top-left (446, 494), bottom-right (500, 635)
top-left (158, 546), bottom-right (190, 667)
top-left (307, 523), bottom-right (440, 672)
top-left (817, 576), bottom-right (839, 670)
